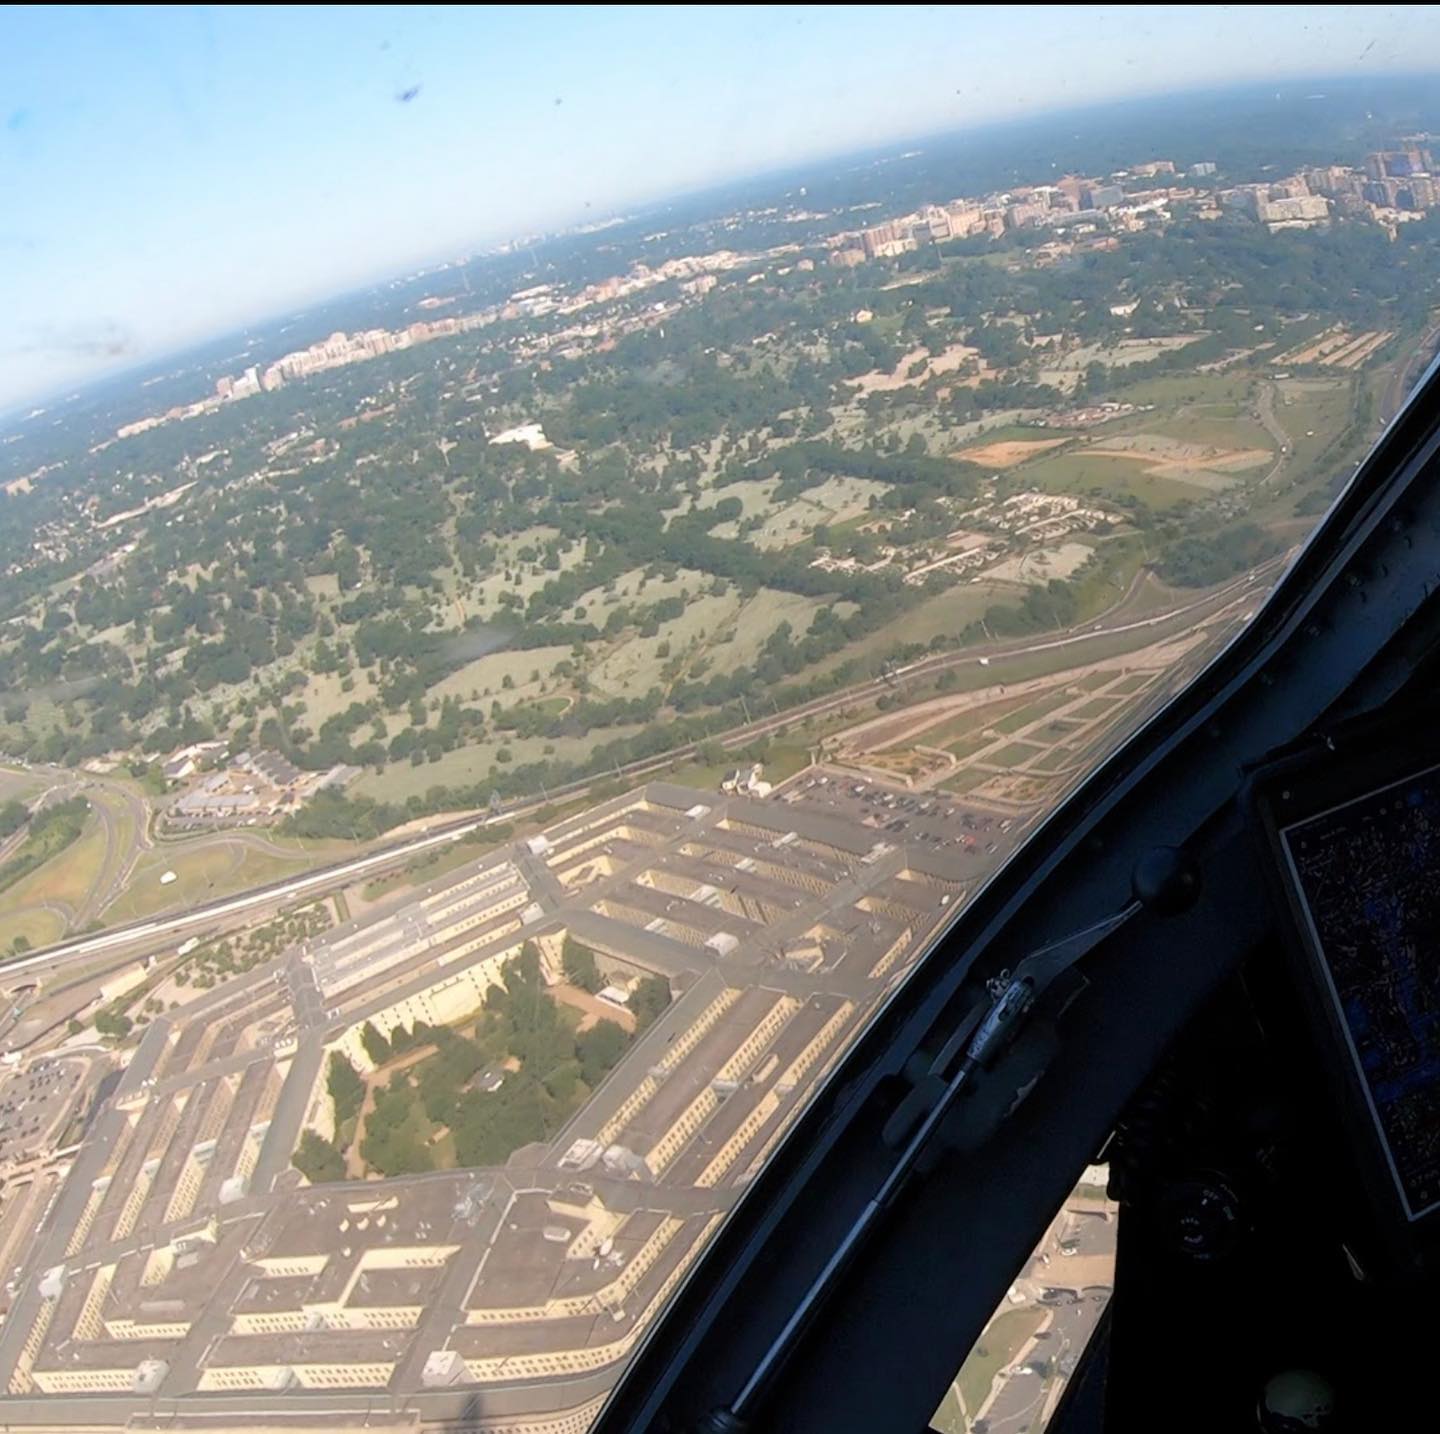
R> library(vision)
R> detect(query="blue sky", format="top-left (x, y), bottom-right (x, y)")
top-left (2, 4), bottom-right (1438, 410)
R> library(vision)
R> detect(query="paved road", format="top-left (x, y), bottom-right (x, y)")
top-left (1255, 379), bottom-right (1292, 484)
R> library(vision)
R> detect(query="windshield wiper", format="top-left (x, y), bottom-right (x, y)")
top-left (707, 851), bottom-right (1197, 1431)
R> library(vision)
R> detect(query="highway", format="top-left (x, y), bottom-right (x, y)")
top-left (0, 564), bottom-right (1275, 985)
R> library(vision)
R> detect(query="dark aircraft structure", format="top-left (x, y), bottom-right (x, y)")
top-left (586, 362), bottom-right (1440, 1433)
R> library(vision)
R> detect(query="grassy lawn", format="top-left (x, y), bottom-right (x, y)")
top-left (0, 809), bottom-right (110, 933)
top-left (992, 690), bottom-right (1075, 735)
top-left (353, 725), bottom-right (642, 804)
top-left (425, 644), bottom-right (573, 704)
top-left (21, 813), bottom-right (109, 906)
top-left (944, 734), bottom-right (1000, 761)
top-left (920, 694), bottom-right (1035, 750)
top-left (987, 742), bottom-right (1044, 769)
top-left (0, 766), bottom-right (46, 803)
top-left (0, 907), bottom-right (67, 956)
top-left (1280, 379), bottom-right (1358, 475)
top-left (666, 741), bottom-right (812, 793)
top-left (940, 768), bottom-right (991, 794)
top-left (810, 583), bottom-right (1023, 678)
top-left (1110, 673), bottom-right (1152, 695)
top-left (260, 831), bottom-right (365, 859)
top-left (1108, 370), bottom-right (1254, 408)
top-left (949, 1306), bottom-right (1048, 1425)
top-left (1141, 409), bottom-right (1275, 451)
top-left (1016, 449), bottom-right (1204, 509)
top-left (101, 840), bottom-right (317, 924)
top-left (1072, 697), bottom-right (1118, 719)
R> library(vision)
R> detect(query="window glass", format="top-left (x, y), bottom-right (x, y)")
top-left (933, 1166), bottom-right (1117, 1433)
top-left (0, 7), bottom-right (1431, 1426)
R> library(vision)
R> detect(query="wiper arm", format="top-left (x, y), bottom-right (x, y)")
top-left (708, 849), bottom-right (1197, 1432)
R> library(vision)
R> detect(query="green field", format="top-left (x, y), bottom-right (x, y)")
top-left (1108, 371), bottom-right (1254, 409)
top-left (939, 734), bottom-right (994, 761)
top-left (0, 767), bottom-right (46, 803)
top-left (1110, 673), bottom-right (1152, 695)
top-left (0, 808), bottom-right (109, 937)
top-left (101, 840), bottom-right (318, 924)
top-left (987, 742), bottom-right (1044, 769)
top-left (811, 583), bottom-right (1023, 678)
top-left (920, 695), bottom-right (1035, 751)
top-left (991, 690), bottom-right (1076, 736)
top-left (1141, 409), bottom-right (1276, 451)
top-left (0, 906), bottom-right (67, 957)
top-left (940, 767), bottom-right (992, 794)
top-left (1281, 379), bottom-right (1360, 477)
top-left (1016, 449), bottom-right (1204, 509)
top-left (931, 1306), bottom-right (1048, 1432)
top-left (353, 725), bottom-right (643, 804)
top-left (952, 422), bottom-right (1064, 453)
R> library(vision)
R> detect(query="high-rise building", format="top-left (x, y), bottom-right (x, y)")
top-left (1257, 195), bottom-right (1330, 226)
top-left (1189, 161), bottom-right (1218, 177)
top-left (1404, 176), bottom-right (1436, 209)
top-left (920, 205), bottom-right (951, 242)
top-left (1367, 149), bottom-right (1437, 180)
top-left (1365, 177), bottom-right (1406, 208)
top-left (1005, 203), bottom-right (1046, 229)
top-left (1082, 183), bottom-right (1125, 209)
top-left (1269, 176), bottom-right (1311, 200)
top-left (945, 203), bottom-right (985, 237)
top-left (860, 222), bottom-right (914, 260)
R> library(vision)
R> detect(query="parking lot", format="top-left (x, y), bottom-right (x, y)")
top-left (0, 1058), bottom-right (86, 1168)
top-left (777, 768), bottom-right (1029, 865)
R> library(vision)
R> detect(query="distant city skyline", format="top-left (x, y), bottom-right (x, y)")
top-left (4, 3), bottom-right (1440, 411)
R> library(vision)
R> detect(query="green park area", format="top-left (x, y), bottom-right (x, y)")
top-left (294, 941), bottom-right (673, 1182)
top-left (100, 839), bottom-right (323, 925)
top-left (1016, 448), bottom-right (1204, 509)
top-left (0, 797), bottom-right (97, 955)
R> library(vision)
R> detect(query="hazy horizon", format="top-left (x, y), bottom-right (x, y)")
top-left (5, 3), bottom-right (1440, 412)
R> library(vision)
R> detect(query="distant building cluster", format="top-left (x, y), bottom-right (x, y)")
top-left (829, 159), bottom-right (1223, 269)
top-left (103, 136), bottom-right (1440, 453)
top-left (163, 747), bottom-right (355, 831)
top-left (818, 142), bottom-right (1440, 274)
top-left (1221, 179), bottom-right (1331, 230)
top-left (112, 246), bottom-right (761, 445)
